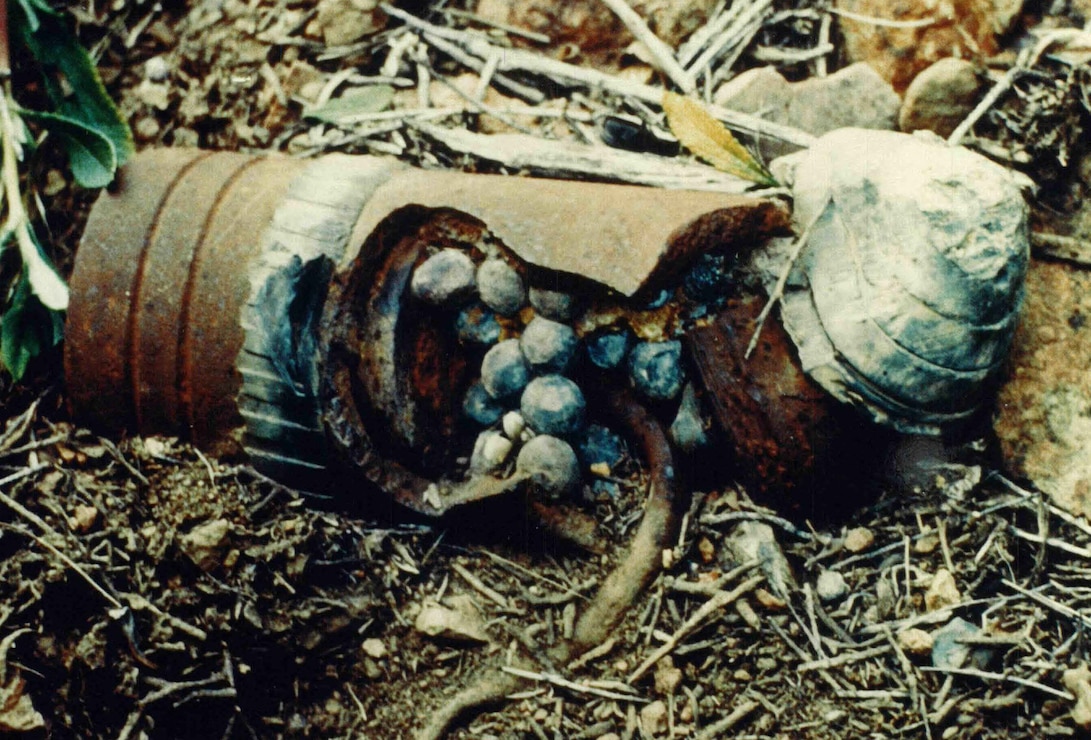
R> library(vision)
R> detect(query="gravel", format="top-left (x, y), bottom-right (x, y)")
top-left (411, 249), bottom-right (476, 306)
top-left (586, 329), bottom-right (631, 370)
top-left (529, 286), bottom-right (580, 321)
top-left (456, 303), bottom-right (502, 345)
top-left (520, 316), bottom-right (579, 373)
top-left (462, 381), bottom-right (504, 426)
top-left (628, 340), bottom-right (684, 401)
top-left (516, 435), bottom-right (580, 496)
top-left (481, 339), bottom-right (530, 399)
top-left (477, 259), bottom-right (526, 316)
top-left (520, 375), bottom-right (586, 437)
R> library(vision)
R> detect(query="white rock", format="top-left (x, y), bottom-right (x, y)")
top-left (502, 411), bottom-right (526, 440)
top-left (470, 430), bottom-right (513, 474)
top-left (815, 570), bottom-right (849, 603)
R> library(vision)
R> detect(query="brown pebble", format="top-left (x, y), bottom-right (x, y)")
top-left (899, 58), bottom-right (984, 138)
top-left (925, 568), bottom-right (961, 611)
top-left (844, 526), bottom-right (875, 553)
top-left (898, 627), bottom-right (934, 656)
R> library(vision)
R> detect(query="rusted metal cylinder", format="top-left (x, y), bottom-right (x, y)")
top-left (67, 149), bottom-right (307, 455)
top-left (66, 148), bottom-right (785, 503)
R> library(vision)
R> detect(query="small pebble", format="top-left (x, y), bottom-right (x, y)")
top-left (628, 341), bottom-right (684, 401)
top-left (455, 303), bottom-right (501, 345)
top-left (682, 252), bottom-right (730, 303)
top-left (411, 249), bottom-right (476, 306)
top-left (586, 329), bottom-right (631, 370)
top-left (640, 700), bottom-right (668, 735)
top-left (529, 286), bottom-right (580, 321)
top-left (897, 627), bottom-right (934, 657)
top-left (577, 424), bottom-right (626, 470)
top-left (476, 259), bottom-right (526, 316)
top-left (516, 435), bottom-right (580, 497)
top-left (481, 339), bottom-right (530, 399)
top-left (925, 568), bottom-right (961, 612)
top-left (931, 617), bottom-right (984, 670)
top-left (843, 526), bottom-right (875, 553)
top-left (145, 56), bottom-right (171, 82)
top-left (470, 430), bottom-right (513, 474)
top-left (502, 411), bottom-right (525, 440)
top-left (520, 375), bottom-right (586, 437)
top-left (669, 382), bottom-right (708, 452)
top-left (815, 570), bottom-right (849, 603)
top-left (462, 382), bottom-right (504, 426)
top-left (520, 316), bottom-right (579, 373)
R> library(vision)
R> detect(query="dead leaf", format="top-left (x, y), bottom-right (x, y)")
top-left (662, 91), bottom-right (776, 186)
top-left (0, 631), bottom-right (44, 732)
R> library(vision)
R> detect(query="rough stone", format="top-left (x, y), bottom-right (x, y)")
top-left (994, 260), bottom-right (1091, 521)
top-left (669, 382), bottom-right (708, 453)
top-left (1064, 664), bottom-right (1091, 730)
top-left (931, 617), bottom-right (987, 670)
top-left (415, 595), bottom-right (490, 644)
top-left (899, 58), bottom-right (984, 137)
top-left (520, 316), bottom-right (579, 373)
top-left (577, 424), bottom-right (626, 471)
top-left (726, 522), bottom-right (795, 596)
top-left (516, 435), bottom-right (580, 496)
top-left (925, 568), bottom-right (961, 611)
top-left (463, 381), bottom-right (505, 426)
top-left (520, 375), bottom-right (586, 436)
top-left (815, 570), bottom-right (849, 603)
top-left (314, 0), bottom-right (385, 47)
top-left (481, 339), bottom-right (530, 399)
top-left (470, 430), bottom-right (514, 474)
top-left (477, 258), bottom-right (526, 316)
top-left (529, 286), bottom-right (580, 322)
top-left (628, 341), bottom-right (684, 401)
top-left (639, 699), bottom-right (669, 736)
top-left (843, 527), bottom-right (874, 553)
top-left (502, 411), bottom-right (526, 440)
top-left (586, 329), bottom-right (631, 370)
top-left (456, 303), bottom-right (502, 345)
top-left (834, 0), bottom-right (1020, 93)
top-left (897, 627), bottom-right (934, 656)
top-left (411, 249), bottom-right (476, 307)
top-left (180, 518), bottom-right (231, 572)
top-left (713, 63), bottom-right (899, 159)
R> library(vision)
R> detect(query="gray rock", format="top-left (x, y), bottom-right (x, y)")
top-left (480, 339), bottom-right (530, 399)
top-left (669, 382), bottom-right (708, 452)
top-left (529, 286), bottom-right (580, 322)
top-left (470, 430), bottom-right (513, 474)
top-left (713, 63), bottom-right (900, 159)
top-left (463, 381), bottom-right (504, 426)
top-left (516, 435), bottom-right (580, 496)
top-left (521, 375), bottom-right (586, 436)
top-left (629, 341), bottom-right (684, 401)
top-left (931, 617), bottom-right (992, 670)
top-left (477, 258), bottom-right (526, 316)
top-left (815, 570), bottom-right (849, 603)
top-left (456, 303), bottom-right (501, 345)
top-left (411, 249), bottom-right (476, 306)
top-left (899, 58), bottom-right (984, 138)
top-left (520, 316), bottom-right (579, 373)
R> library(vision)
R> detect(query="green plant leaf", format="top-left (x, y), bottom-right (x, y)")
top-left (0, 273), bottom-right (61, 382)
top-left (304, 85), bottom-right (395, 124)
top-left (13, 5), bottom-right (134, 171)
top-left (21, 109), bottom-right (117, 188)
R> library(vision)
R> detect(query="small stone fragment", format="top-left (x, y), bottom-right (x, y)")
top-left (521, 375), bottom-right (587, 436)
top-left (411, 249), bottom-right (476, 307)
top-left (481, 339), bottom-right (530, 399)
top-left (314, 0), bottom-right (385, 46)
top-left (577, 424), bottom-right (626, 470)
top-left (502, 411), bottom-right (525, 440)
top-left (815, 570), bottom-right (849, 603)
top-left (682, 252), bottom-right (731, 303)
top-left (899, 58), bottom-right (984, 138)
top-left (520, 316), bottom-right (579, 373)
top-left (470, 430), bottom-right (513, 474)
top-left (144, 56), bottom-right (170, 82)
top-left (727, 522), bottom-right (796, 597)
top-left (456, 303), bottom-right (502, 345)
top-left (179, 518), bottom-right (231, 572)
top-left (477, 258), bottom-right (526, 316)
top-left (1063, 664), bottom-right (1091, 730)
top-left (463, 381), bottom-right (504, 426)
top-left (414, 594), bottom-right (490, 644)
top-left (925, 568), bottom-right (961, 611)
top-left (654, 657), bottom-right (683, 696)
top-left (713, 63), bottom-right (899, 158)
top-left (586, 329), bottom-right (632, 370)
top-left (640, 699), bottom-right (668, 736)
top-left (629, 341), bottom-right (684, 401)
top-left (897, 627), bottom-right (934, 657)
top-left (529, 286), bottom-right (580, 321)
top-left (69, 504), bottom-right (99, 533)
top-left (669, 382), bottom-right (708, 452)
top-left (843, 526), bottom-right (875, 553)
top-left (931, 617), bottom-right (984, 670)
top-left (516, 435), bottom-right (580, 496)
top-left (361, 638), bottom-right (386, 659)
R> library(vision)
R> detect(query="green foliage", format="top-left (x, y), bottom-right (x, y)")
top-left (0, 0), bottom-right (133, 381)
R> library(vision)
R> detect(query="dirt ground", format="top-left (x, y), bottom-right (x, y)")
top-left (5, 0), bottom-right (1091, 738)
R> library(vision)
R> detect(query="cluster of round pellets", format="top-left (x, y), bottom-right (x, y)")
top-left (411, 245), bottom-right (696, 499)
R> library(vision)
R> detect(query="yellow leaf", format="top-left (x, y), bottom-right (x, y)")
top-left (662, 91), bottom-right (776, 186)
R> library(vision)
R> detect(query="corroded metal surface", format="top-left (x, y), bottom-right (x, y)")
top-left (66, 149), bottom-right (305, 454)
